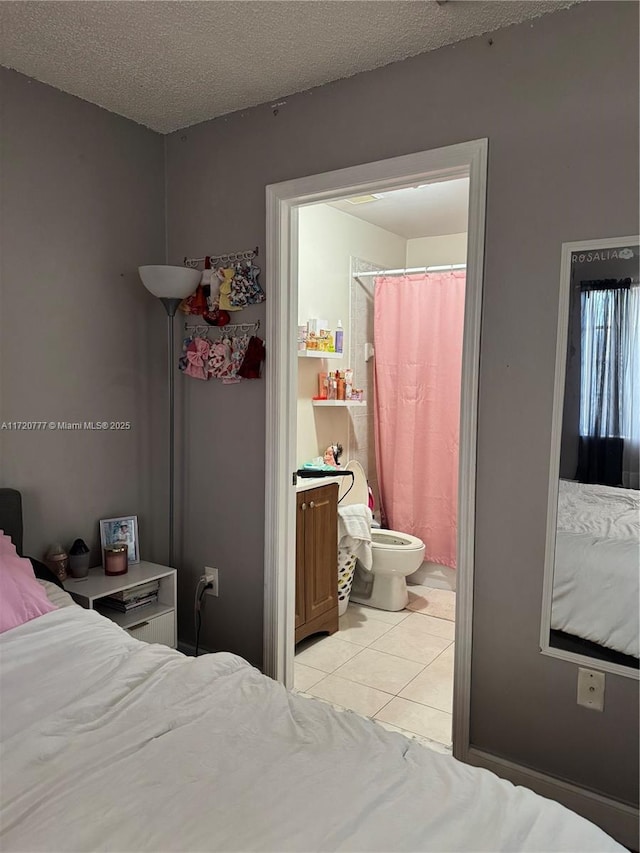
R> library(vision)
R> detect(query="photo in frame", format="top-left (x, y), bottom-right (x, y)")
top-left (99, 515), bottom-right (139, 566)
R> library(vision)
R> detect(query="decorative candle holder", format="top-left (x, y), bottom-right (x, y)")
top-left (104, 543), bottom-right (128, 576)
top-left (44, 543), bottom-right (69, 582)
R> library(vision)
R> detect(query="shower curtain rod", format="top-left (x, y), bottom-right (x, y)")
top-left (353, 263), bottom-right (466, 278)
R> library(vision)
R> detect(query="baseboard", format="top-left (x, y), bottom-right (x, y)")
top-left (466, 747), bottom-right (638, 850)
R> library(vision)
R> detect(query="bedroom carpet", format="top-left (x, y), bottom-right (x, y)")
top-left (294, 586), bottom-right (455, 752)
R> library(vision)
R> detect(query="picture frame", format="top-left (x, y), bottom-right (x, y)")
top-left (99, 515), bottom-right (139, 566)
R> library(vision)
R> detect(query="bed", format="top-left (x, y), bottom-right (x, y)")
top-left (0, 490), bottom-right (625, 852)
top-left (551, 480), bottom-right (640, 661)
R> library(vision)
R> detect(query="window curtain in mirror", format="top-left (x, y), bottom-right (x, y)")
top-left (621, 285), bottom-right (640, 488)
top-left (577, 283), bottom-right (637, 487)
top-left (373, 272), bottom-right (465, 569)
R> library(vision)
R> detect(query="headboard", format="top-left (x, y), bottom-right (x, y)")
top-left (0, 488), bottom-right (23, 555)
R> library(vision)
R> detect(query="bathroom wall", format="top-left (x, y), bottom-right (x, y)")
top-left (406, 232), bottom-right (468, 267)
top-left (165, 1), bottom-right (640, 813)
top-left (296, 203), bottom-right (405, 467)
top-left (0, 68), bottom-right (167, 566)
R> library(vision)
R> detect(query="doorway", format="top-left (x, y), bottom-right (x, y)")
top-left (293, 182), bottom-right (468, 749)
top-left (264, 140), bottom-right (487, 761)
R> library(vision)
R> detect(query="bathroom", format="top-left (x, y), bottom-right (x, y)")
top-left (293, 178), bottom-right (469, 749)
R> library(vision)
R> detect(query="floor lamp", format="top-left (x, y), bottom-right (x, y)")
top-left (138, 265), bottom-right (201, 567)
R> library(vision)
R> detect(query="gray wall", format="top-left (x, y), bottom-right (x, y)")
top-left (165, 1), bottom-right (639, 805)
top-left (0, 68), bottom-right (167, 566)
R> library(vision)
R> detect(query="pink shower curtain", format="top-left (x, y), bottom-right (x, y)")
top-left (374, 272), bottom-right (465, 569)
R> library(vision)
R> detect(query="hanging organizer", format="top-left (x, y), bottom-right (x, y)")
top-left (183, 246), bottom-right (259, 269)
top-left (180, 246), bottom-right (265, 320)
top-left (180, 321), bottom-right (264, 384)
top-left (184, 321), bottom-right (261, 335)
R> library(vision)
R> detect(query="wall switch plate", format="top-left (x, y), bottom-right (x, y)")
top-left (203, 567), bottom-right (218, 597)
top-left (577, 667), bottom-right (605, 711)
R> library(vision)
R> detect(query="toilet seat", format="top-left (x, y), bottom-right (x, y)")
top-left (372, 530), bottom-right (424, 551)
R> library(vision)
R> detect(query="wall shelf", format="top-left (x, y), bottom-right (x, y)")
top-left (312, 400), bottom-right (366, 408)
top-left (298, 350), bottom-right (343, 359)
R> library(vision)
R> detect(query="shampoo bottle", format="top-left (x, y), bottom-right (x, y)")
top-left (335, 321), bottom-right (344, 355)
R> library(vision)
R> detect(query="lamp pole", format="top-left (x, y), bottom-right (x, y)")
top-left (160, 297), bottom-right (182, 568)
top-left (139, 265), bottom-right (200, 570)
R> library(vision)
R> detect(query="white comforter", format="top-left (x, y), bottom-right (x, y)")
top-left (552, 481), bottom-right (640, 658)
top-left (0, 607), bottom-right (623, 852)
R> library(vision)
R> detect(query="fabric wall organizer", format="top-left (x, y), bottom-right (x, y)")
top-left (180, 322), bottom-right (265, 384)
top-left (181, 247), bottom-right (265, 326)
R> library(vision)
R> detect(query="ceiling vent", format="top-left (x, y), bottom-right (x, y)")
top-left (345, 194), bottom-right (385, 205)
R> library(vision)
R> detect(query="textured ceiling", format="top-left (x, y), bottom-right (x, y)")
top-left (331, 178), bottom-right (470, 240)
top-left (0, 0), bottom-right (579, 133)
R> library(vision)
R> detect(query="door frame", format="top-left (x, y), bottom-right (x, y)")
top-left (263, 139), bottom-right (487, 761)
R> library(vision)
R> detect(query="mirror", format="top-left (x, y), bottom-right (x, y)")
top-left (542, 237), bottom-right (639, 675)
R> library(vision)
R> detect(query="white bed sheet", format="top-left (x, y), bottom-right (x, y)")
top-left (551, 481), bottom-right (640, 658)
top-left (0, 607), bottom-right (623, 853)
top-left (556, 480), bottom-right (639, 540)
top-left (36, 579), bottom-right (76, 609)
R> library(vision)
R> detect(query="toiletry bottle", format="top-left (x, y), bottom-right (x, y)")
top-left (344, 368), bottom-right (353, 400)
top-left (306, 321), bottom-right (317, 350)
top-left (336, 371), bottom-right (345, 401)
top-left (335, 321), bottom-right (344, 355)
top-left (327, 373), bottom-right (337, 400)
top-left (318, 372), bottom-right (327, 398)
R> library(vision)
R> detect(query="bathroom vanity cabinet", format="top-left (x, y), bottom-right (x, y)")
top-left (295, 483), bottom-right (339, 644)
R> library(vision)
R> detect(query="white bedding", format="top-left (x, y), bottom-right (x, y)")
top-left (0, 607), bottom-right (622, 852)
top-left (36, 579), bottom-right (76, 609)
top-left (551, 480), bottom-right (640, 658)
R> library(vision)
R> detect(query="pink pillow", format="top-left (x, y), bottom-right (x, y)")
top-left (0, 532), bottom-right (57, 634)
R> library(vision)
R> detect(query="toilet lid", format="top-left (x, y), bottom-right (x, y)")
top-left (339, 460), bottom-right (369, 506)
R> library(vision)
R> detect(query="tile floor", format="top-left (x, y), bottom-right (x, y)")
top-left (294, 584), bottom-right (456, 752)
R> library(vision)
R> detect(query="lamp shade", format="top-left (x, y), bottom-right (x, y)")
top-left (138, 265), bottom-right (200, 299)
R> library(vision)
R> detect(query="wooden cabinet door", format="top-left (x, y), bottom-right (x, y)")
top-left (304, 484), bottom-right (338, 624)
top-left (295, 492), bottom-right (306, 630)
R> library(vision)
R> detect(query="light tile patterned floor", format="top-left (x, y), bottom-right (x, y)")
top-left (294, 585), bottom-right (456, 750)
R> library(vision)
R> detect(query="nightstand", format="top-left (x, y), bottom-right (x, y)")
top-left (63, 561), bottom-right (177, 648)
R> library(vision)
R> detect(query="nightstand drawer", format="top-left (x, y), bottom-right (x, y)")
top-left (126, 610), bottom-right (175, 647)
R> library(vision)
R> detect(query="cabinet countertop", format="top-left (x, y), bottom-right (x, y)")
top-left (295, 476), bottom-right (344, 493)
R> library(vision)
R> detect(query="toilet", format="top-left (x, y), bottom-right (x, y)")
top-left (340, 461), bottom-right (425, 612)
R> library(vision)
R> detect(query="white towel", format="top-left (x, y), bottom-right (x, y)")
top-left (338, 504), bottom-right (373, 571)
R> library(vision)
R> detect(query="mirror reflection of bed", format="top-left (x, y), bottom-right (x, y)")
top-left (551, 480), bottom-right (639, 668)
top-left (548, 238), bottom-right (639, 670)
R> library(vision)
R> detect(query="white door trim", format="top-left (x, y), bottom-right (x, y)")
top-left (264, 139), bottom-right (488, 761)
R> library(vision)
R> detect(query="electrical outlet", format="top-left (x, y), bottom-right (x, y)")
top-left (203, 567), bottom-right (218, 597)
top-left (577, 667), bottom-right (605, 711)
